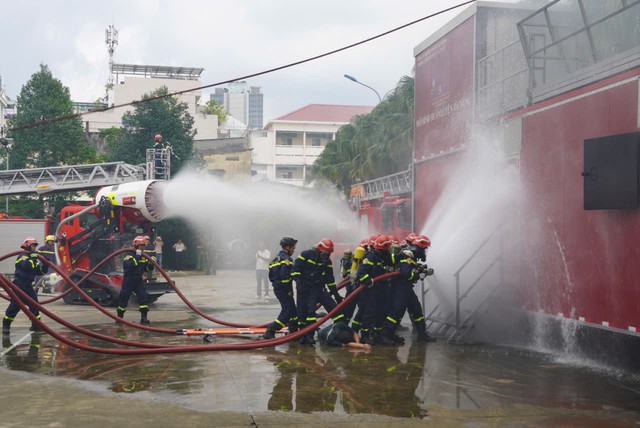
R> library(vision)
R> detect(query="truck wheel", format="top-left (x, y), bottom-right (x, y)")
top-left (61, 283), bottom-right (76, 304)
top-left (96, 289), bottom-right (117, 307)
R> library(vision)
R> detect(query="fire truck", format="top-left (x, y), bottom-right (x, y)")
top-left (349, 168), bottom-right (413, 240)
top-left (0, 146), bottom-right (175, 306)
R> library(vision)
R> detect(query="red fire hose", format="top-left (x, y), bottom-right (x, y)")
top-left (0, 269), bottom-right (398, 354)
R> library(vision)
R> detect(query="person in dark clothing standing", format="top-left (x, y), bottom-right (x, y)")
top-left (291, 238), bottom-right (343, 345)
top-left (403, 234), bottom-right (436, 342)
top-left (355, 235), bottom-right (393, 345)
top-left (261, 237), bottom-right (298, 339)
top-left (37, 235), bottom-right (57, 265)
top-left (116, 236), bottom-right (154, 325)
top-left (3, 237), bottom-right (49, 334)
top-left (35, 235), bottom-right (57, 293)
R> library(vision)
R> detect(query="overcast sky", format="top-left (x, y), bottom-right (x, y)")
top-left (0, 0), bottom-right (516, 123)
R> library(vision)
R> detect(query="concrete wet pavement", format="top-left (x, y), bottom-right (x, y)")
top-left (1, 270), bottom-right (639, 427)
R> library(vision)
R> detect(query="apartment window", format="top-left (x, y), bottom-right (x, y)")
top-left (277, 131), bottom-right (298, 146)
top-left (311, 138), bottom-right (321, 147)
top-left (280, 168), bottom-right (293, 179)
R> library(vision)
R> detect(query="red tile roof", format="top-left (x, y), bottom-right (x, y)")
top-left (273, 104), bottom-right (374, 123)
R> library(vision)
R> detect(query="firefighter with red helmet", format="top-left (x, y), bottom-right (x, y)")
top-left (3, 237), bottom-right (49, 335)
top-left (116, 236), bottom-right (154, 325)
top-left (354, 234), bottom-right (393, 345)
top-left (401, 234), bottom-right (436, 342)
top-left (261, 237), bottom-right (298, 340)
top-left (291, 238), bottom-right (344, 345)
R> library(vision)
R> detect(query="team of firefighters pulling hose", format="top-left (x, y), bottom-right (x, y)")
top-left (0, 231), bottom-right (436, 354)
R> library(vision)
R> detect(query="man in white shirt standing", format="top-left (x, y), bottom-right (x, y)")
top-left (255, 241), bottom-right (271, 300)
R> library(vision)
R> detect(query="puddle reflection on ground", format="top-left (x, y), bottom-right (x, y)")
top-left (1, 324), bottom-right (639, 420)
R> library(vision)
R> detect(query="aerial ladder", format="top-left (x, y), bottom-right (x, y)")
top-left (0, 150), bottom-right (170, 197)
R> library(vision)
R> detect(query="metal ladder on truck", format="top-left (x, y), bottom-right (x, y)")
top-left (0, 162), bottom-right (146, 196)
top-left (357, 169), bottom-right (412, 203)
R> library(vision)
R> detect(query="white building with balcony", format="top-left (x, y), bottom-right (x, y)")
top-left (251, 104), bottom-right (373, 187)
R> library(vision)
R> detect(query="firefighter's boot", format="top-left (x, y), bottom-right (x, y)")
top-left (298, 330), bottom-right (316, 345)
top-left (2, 318), bottom-right (11, 335)
top-left (115, 309), bottom-right (125, 324)
top-left (140, 312), bottom-right (150, 325)
top-left (29, 320), bottom-right (43, 332)
top-left (261, 324), bottom-right (277, 340)
top-left (287, 320), bottom-right (298, 334)
top-left (416, 321), bottom-right (436, 343)
top-left (378, 327), bottom-right (398, 346)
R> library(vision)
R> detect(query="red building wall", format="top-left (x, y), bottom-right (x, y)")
top-left (414, 17), bottom-right (475, 232)
top-left (519, 73), bottom-right (640, 330)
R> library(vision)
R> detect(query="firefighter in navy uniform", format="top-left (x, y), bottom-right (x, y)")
top-left (404, 235), bottom-right (436, 342)
top-left (261, 237), bottom-right (298, 340)
top-left (115, 236), bottom-right (154, 325)
top-left (37, 235), bottom-right (57, 266)
top-left (379, 236), bottom-right (430, 345)
top-left (291, 238), bottom-right (342, 345)
top-left (355, 235), bottom-right (393, 345)
top-left (153, 134), bottom-right (166, 178)
top-left (142, 235), bottom-right (156, 278)
top-left (342, 238), bottom-right (370, 332)
top-left (35, 235), bottom-right (57, 293)
top-left (3, 237), bottom-right (49, 334)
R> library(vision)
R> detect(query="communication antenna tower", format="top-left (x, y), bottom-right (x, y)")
top-left (105, 24), bottom-right (119, 87)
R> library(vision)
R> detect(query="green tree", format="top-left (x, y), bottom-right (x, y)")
top-left (9, 64), bottom-right (96, 169)
top-left (106, 86), bottom-right (195, 174)
top-left (202, 100), bottom-right (228, 126)
top-left (312, 76), bottom-right (414, 197)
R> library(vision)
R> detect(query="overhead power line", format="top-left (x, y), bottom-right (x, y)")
top-left (8, 0), bottom-right (476, 133)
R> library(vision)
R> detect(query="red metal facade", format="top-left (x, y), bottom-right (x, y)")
top-left (414, 12), bottom-right (640, 332)
top-left (414, 17), bottom-right (475, 233)
top-left (520, 74), bottom-right (640, 330)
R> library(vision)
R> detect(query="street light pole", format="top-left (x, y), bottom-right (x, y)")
top-left (344, 74), bottom-right (382, 102)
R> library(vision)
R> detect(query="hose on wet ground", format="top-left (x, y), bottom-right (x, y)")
top-left (0, 249), bottom-right (351, 331)
top-left (0, 269), bottom-right (398, 354)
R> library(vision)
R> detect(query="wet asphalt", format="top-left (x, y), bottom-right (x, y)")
top-left (0, 270), bottom-right (639, 427)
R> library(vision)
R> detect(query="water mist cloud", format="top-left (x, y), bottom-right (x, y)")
top-left (161, 169), bottom-right (360, 251)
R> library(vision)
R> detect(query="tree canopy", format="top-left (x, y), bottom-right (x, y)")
top-left (311, 76), bottom-right (414, 197)
top-left (202, 100), bottom-right (228, 126)
top-left (9, 64), bottom-right (97, 169)
top-left (105, 86), bottom-right (195, 174)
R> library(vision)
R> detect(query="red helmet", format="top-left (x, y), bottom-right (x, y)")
top-left (404, 233), bottom-right (418, 244)
top-left (413, 235), bottom-right (431, 249)
top-left (359, 238), bottom-right (369, 248)
top-left (372, 235), bottom-right (392, 251)
top-left (368, 234), bottom-right (380, 246)
top-left (389, 235), bottom-right (399, 245)
top-left (155, 134), bottom-right (162, 141)
top-left (132, 236), bottom-right (147, 247)
top-left (317, 238), bottom-right (334, 253)
top-left (21, 237), bottom-right (38, 248)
